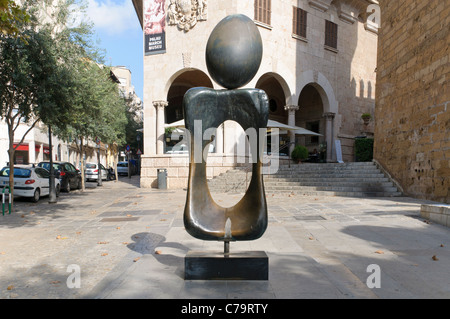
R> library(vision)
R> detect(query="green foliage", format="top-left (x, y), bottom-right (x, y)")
top-left (0, 0), bottom-right (127, 195)
top-left (0, 0), bottom-right (30, 38)
top-left (123, 109), bottom-right (142, 151)
top-left (291, 145), bottom-right (309, 162)
top-left (355, 138), bottom-right (374, 162)
top-left (54, 62), bottom-right (127, 145)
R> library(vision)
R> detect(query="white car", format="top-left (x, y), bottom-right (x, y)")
top-left (85, 163), bottom-right (109, 182)
top-left (0, 166), bottom-right (61, 202)
top-left (117, 161), bottom-right (137, 176)
top-left (117, 161), bottom-right (129, 176)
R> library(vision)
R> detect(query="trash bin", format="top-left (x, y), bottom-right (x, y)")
top-left (157, 168), bottom-right (167, 189)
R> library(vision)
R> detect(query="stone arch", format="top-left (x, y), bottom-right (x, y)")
top-left (165, 68), bottom-right (214, 125)
top-left (164, 68), bottom-right (214, 99)
top-left (295, 70), bottom-right (338, 115)
top-left (295, 71), bottom-right (339, 162)
top-left (255, 72), bottom-right (292, 122)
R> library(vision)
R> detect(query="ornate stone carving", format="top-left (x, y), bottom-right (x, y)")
top-left (153, 100), bottom-right (169, 109)
top-left (168, 0), bottom-right (207, 32)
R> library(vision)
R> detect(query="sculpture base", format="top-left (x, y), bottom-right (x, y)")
top-left (184, 251), bottom-right (268, 280)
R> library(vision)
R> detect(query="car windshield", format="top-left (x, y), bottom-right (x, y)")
top-left (118, 162), bottom-right (128, 167)
top-left (0, 167), bottom-right (32, 178)
top-left (38, 163), bottom-right (61, 171)
top-left (86, 164), bottom-right (96, 169)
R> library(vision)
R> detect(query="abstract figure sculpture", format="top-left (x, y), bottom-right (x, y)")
top-left (183, 14), bottom-right (269, 249)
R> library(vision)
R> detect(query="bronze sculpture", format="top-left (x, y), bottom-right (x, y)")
top-left (183, 14), bottom-right (269, 245)
top-left (183, 14), bottom-right (269, 280)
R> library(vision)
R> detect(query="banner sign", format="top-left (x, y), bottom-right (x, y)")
top-left (144, 0), bottom-right (166, 55)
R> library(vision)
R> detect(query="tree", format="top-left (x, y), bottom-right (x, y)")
top-left (53, 61), bottom-right (127, 191)
top-left (0, 0), bottom-right (29, 37)
top-left (122, 98), bottom-right (143, 153)
top-left (0, 0), bottom-right (107, 206)
top-left (0, 18), bottom-right (71, 207)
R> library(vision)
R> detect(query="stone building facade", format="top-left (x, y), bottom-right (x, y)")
top-left (132, 0), bottom-right (379, 188)
top-left (374, 0), bottom-right (450, 203)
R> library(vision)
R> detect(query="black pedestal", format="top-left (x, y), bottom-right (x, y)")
top-left (184, 251), bottom-right (268, 280)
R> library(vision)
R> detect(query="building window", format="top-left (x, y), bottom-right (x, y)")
top-left (254, 0), bottom-right (271, 26)
top-left (325, 20), bottom-right (338, 49)
top-left (293, 7), bottom-right (307, 38)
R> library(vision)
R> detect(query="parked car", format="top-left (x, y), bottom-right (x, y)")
top-left (117, 161), bottom-right (129, 176)
top-left (85, 162), bottom-right (109, 182)
top-left (37, 161), bottom-right (81, 192)
top-left (117, 161), bottom-right (137, 176)
top-left (0, 165), bottom-right (60, 202)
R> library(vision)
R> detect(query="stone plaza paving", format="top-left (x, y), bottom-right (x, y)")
top-left (0, 175), bottom-right (449, 299)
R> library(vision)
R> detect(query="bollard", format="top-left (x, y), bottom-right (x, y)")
top-left (2, 186), bottom-right (11, 215)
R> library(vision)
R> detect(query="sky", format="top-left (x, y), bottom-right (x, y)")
top-left (84, 0), bottom-right (144, 99)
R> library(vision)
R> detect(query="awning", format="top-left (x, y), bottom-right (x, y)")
top-left (164, 119), bottom-right (321, 136)
top-left (293, 128), bottom-right (322, 136)
top-left (165, 119), bottom-right (185, 128)
top-left (13, 144), bottom-right (28, 151)
top-left (43, 146), bottom-right (50, 154)
top-left (268, 120), bottom-right (322, 136)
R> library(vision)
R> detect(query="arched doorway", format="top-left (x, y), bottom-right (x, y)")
top-left (296, 84), bottom-right (326, 161)
top-left (255, 73), bottom-right (290, 156)
top-left (166, 69), bottom-right (214, 125)
top-left (255, 73), bottom-right (290, 122)
top-left (165, 69), bottom-right (214, 154)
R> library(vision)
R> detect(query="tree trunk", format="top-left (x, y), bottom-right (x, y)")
top-left (7, 123), bottom-right (15, 212)
top-left (79, 137), bottom-right (86, 192)
top-left (114, 160), bottom-right (118, 182)
top-left (48, 125), bottom-right (57, 203)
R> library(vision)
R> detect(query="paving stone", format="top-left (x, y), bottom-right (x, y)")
top-left (0, 175), bottom-right (448, 300)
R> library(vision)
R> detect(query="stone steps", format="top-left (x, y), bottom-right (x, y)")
top-left (207, 162), bottom-right (402, 198)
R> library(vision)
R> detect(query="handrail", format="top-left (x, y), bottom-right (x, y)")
top-left (264, 142), bottom-right (295, 170)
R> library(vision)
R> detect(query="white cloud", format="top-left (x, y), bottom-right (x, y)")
top-left (85, 0), bottom-right (138, 35)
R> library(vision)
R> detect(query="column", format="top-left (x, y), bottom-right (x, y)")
top-left (215, 123), bottom-right (224, 154)
top-left (323, 112), bottom-right (335, 163)
top-left (284, 105), bottom-right (299, 157)
top-left (223, 121), bottom-right (232, 155)
top-left (29, 140), bottom-right (36, 165)
top-left (153, 100), bottom-right (168, 155)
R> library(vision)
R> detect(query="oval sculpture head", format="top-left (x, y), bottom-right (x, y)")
top-left (205, 14), bottom-right (263, 90)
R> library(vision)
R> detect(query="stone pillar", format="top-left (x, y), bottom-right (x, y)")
top-left (29, 140), bottom-right (36, 164)
top-left (223, 121), bottom-right (232, 155)
top-left (215, 123), bottom-right (223, 154)
top-left (323, 112), bottom-right (336, 163)
top-left (284, 105), bottom-right (299, 156)
top-left (153, 100), bottom-right (168, 155)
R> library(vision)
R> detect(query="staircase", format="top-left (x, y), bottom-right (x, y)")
top-left (207, 162), bottom-right (402, 198)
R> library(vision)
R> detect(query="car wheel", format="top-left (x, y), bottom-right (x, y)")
top-left (66, 181), bottom-right (71, 192)
top-left (32, 189), bottom-right (40, 203)
top-left (56, 184), bottom-right (61, 197)
top-left (77, 179), bottom-right (82, 189)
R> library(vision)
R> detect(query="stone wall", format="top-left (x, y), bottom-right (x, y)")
top-left (374, 0), bottom-right (450, 203)
top-left (140, 154), bottom-right (291, 189)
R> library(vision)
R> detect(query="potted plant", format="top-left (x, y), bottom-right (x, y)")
top-left (165, 127), bottom-right (175, 142)
top-left (291, 145), bottom-right (309, 164)
top-left (361, 113), bottom-right (372, 125)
